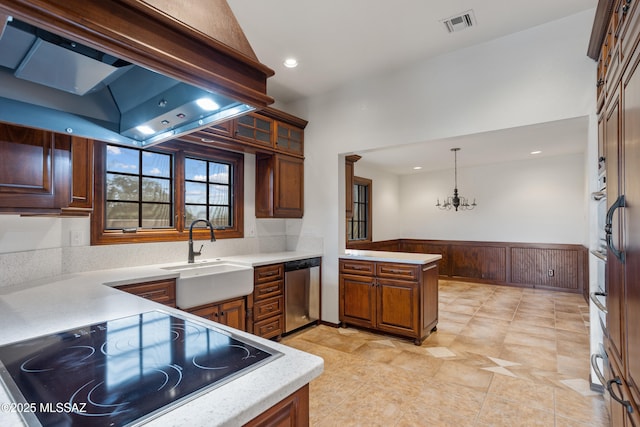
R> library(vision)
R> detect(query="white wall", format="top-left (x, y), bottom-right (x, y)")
top-left (287, 9), bottom-right (597, 323)
top-left (397, 153), bottom-right (586, 243)
top-left (355, 152), bottom-right (587, 244)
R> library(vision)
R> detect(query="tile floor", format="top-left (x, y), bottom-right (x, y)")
top-left (281, 280), bottom-right (610, 427)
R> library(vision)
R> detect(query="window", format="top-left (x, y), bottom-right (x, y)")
top-left (92, 140), bottom-right (243, 244)
top-left (184, 158), bottom-right (233, 228)
top-left (347, 176), bottom-right (372, 242)
top-left (105, 146), bottom-right (173, 229)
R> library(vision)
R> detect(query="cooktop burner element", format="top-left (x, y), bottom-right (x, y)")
top-left (0, 311), bottom-right (280, 426)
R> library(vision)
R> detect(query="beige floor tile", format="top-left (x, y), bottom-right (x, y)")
top-left (281, 281), bottom-right (609, 427)
top-left (504, 330), bottom-right (557, 352)
top-left (434, 359), bottom-right (495, 391)
top-left (499, 342), bottom-right (558, 372)
top-left (450, 333), bottom-right (506, 358)
top-left (477, 394), bottom-right (555, 426)
top-left (487, 374), bottom-right (555, 412)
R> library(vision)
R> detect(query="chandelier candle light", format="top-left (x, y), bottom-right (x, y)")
top-left (436, 147), bottom-right (477, 211)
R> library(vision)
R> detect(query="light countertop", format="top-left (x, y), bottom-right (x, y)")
top-left (341, 249), bottom-right (442, 264)
top-left (0, 251), bottom-right (324, 426)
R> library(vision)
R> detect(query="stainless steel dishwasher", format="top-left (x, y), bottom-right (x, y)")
top-left (284, 257), bottom-right (321, 333)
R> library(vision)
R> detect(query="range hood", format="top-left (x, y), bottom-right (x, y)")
top-left (0, 0), bottom-right (274, 147)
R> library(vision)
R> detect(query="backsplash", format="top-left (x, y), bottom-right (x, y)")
top-left (0, 216), bottom-right (322, 289)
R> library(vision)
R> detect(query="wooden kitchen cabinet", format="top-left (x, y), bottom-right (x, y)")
top-left (184, 297), bottom-right (246, 331)
top-left (64, 136), bottom-right (94, 214)
top-left (244, 384), bottom-right (309, 427)
top-left (115, 279), bottom-right (176, 308)
top-left (255, 153), bottom-right (304, 218)
top-left (274, 121), bottom-right (304, 155)
top-left (250, 263), bottom-right (284, 339)
top-left (339, 258), bottom-right (439, 345)
top-left (0, 123), bottom-right (72, 213)
top-left (235, 113), bottom-right (274, 148)
top-left (591, 0), bottom-right (640, 422)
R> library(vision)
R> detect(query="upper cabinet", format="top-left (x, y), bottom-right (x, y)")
top-left (235, 113), bottom-right (274, 148)
top-left (256, 154), bottom-right (304, 218)
top-left (65, 137), bottom-right (94, 214)
top-left (182, 106), bottom-right (308, 218)
top-left (0, 123), bottom-right (72, 213)
top-left (274, 121), bottom-right (304, 156)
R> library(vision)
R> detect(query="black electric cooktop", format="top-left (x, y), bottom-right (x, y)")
top-left (0, 311), bottom-right (281, 426)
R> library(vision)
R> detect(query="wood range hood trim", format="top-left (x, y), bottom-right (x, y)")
top-left (0, 0), bottom-right (274, 137)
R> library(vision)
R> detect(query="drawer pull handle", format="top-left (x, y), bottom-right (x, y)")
top-left (262, 286), bottom-right (278, 293)
top-left (607, 378), bottom-right (634, 414)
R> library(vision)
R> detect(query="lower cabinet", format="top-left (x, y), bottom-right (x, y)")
top-left (339, 259), bottom-right (439, 345)
top-left (605, 340), bottom-right (640, 427)
top-left (250, 263), bottom-right (285, 339)
top-left (115, 279), bottom-right (176, 307)
top-left (184, 297), bottom-right (246, 331)
top-left (244, 384), bottom-right (309, 427)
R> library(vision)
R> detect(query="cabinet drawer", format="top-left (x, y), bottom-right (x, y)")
top-left (376, 263), bottom-right (419, 281)
top-left (254, 316), bottom-right (283, 339)
top-left (254, 264), bottom-right (284, 284)
top-left (339, 259), bottom-right (375, 276)
top-left (254, 279), bottom-right (283, 301)
top-left (115, 279), bottom-right (176, 307)
top-left (254, 296), bottom-right (284, 322)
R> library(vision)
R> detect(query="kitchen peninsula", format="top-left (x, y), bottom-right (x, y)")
top-left (339, 250), bottom-right (441, 345)
top-left (0, 255), bottom-right (323, 427)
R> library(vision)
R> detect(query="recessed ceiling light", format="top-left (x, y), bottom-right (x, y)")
top-left (530, 150), bottom-right (542, 155)
top-left (283, 58), bottom-right (298, 68)
top-left (413, 166), bottom-right (423, 170)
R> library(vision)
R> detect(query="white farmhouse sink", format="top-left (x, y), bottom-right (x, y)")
top-left (162, 260), bottom-right (253, 309)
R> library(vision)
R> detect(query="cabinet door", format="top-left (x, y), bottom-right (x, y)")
top-left (0, 123), bottom-right (72, 212)
top-left (274, 155), bottom-right (303, 217)
top-left (623, 46), bottom-right (640, 407)
top-left (187, 304), bottom-right (218, 321)
top-left (219, 298), bottom-right (246, 331)
top-left (275, 121), bottom-right (303, 155)
top-left (255, 154), bottom-right (303, 218)
top-left (376, 278), bottom-right (418, 336)
top-left (606, 83), bottom-right (625, 365)
top-left (235, 113), bottom-right (273, 147)
top-left (244, 384), bottom-right (309, 427)
top-left (67, 137), bottom-right (93, 211)
top-left (339, 274), bottom-right (375, 328)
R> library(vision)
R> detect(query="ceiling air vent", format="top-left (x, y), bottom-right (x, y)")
top-left (442, 10), bottom-right (475, 33)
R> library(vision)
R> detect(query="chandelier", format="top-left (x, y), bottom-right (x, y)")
top-left (436, 148), bottom-right (477, 211)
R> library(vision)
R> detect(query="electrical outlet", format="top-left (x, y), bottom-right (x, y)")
top-left (548, 269), bottom-right (554, 277)
top-left (70, 230), bottom-right (82, 246)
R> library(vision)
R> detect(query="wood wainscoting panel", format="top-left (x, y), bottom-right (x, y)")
top-left (510, 246), bottom-right (582, 291)
top-left (449, 245), bottom-right (507, 282)
top-left (348, 238), bottom-right (588, 295)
